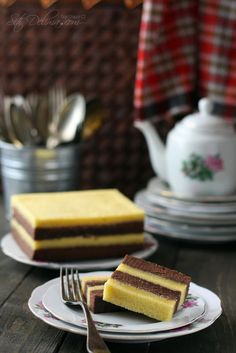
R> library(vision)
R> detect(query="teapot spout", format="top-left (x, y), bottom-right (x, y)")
top-left (134, 120), bottom-right (167, 181)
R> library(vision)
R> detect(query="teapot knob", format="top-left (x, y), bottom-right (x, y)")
top-left (198, 97), bottom-right (213, 116)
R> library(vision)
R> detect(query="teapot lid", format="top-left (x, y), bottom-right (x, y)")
top-left (177, 98), bottom-right (235, 135)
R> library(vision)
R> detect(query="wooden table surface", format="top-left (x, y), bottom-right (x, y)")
top-left (0, 203), bottom-right (236, 353)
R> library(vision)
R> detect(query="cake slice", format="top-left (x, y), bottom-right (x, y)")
top-left (103, 255), bottom-right (191, 321)
top-left (114, 255), bottom-right (191, 307)
top-left (81, 275), bottom-right (122, 313)
top-left (11, 189), bottom-right (144, 262)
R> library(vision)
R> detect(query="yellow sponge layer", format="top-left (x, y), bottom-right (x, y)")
top-left (12, 189), bottom-right (144, 228)
top-left (103, 278), bottom-right (177, 321)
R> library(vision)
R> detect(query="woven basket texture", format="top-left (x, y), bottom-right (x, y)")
top-left (0, 3), bottom-right (166, 197)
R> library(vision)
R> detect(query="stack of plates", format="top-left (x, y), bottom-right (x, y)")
top-left (135, 177), bottom-right (236, 243)
top-left (28, 271), bottom-right (222, 343)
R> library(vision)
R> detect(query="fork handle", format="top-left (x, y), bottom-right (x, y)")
top-left (79, 302), bottom-right (111, 353)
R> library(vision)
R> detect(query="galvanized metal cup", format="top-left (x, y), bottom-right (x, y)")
top-left (0, 141), bottom-right (80, 219)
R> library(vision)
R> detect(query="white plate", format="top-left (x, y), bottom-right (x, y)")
top-left (0, 233), bottom-right (158, 270)
top-left (28, 277), bottom-right (222, 343)
top-left (148, 177), bottom-right (236, 203)
top-left (135, 190), bottom-right (236, 224)
top-left (42, 271), bottom-right (205, 334)
top-left (146, 191), bottom-right (236, 214)
top-left (147, 217), bottom-right (236, 235)
top-left (145, 218), bottom-right (236, 243)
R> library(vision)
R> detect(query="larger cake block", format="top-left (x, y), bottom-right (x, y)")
top-left (11, 189), bottom-right (144, 261)
top-left (103, 255), bottom-right (191, 321)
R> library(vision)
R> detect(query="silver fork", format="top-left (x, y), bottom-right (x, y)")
top-left (60, 267), bottom-right (111, 353)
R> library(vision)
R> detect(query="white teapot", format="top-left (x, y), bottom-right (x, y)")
top-left (135, 98), bottom-right (236, 196)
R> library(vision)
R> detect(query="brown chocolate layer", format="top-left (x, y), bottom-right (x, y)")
top-left (12, 228), bottom-right (143, 262)
top-left (13, 207), bottom-right (143, 240)
top-left (123, 255), bottom-right (191, 285)
top-left (112, 270), bottom-right (180, 306)
top-left (89, 289), bottom-right (122, 314)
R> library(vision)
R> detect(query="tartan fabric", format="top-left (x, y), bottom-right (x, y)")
top-left (134, 0), bottom-right (236, 122)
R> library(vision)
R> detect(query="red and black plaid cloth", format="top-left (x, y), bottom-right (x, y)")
top-left (134, 0), bottom-right (236, 122)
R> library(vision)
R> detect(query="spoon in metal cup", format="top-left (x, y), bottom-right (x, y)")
top-left (46, 93), bottom-right (86, 149)
top-left (7, 95), bottom-right (41, 146)
top-left (80, 97), bottom-right (104, 141)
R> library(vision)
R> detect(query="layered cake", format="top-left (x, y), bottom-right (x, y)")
top-left (11, 189), bottom-right (144, 262)
top-left (103, 255), bottom-right (191, 321)
top-left (81, 275), bottom-right (121, 313)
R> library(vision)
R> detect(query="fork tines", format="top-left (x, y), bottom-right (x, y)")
top-left (60, 267), bottom-right (83, 304)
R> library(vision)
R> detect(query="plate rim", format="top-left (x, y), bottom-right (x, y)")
top-left (148, 177), bottom-right (236, 204)
top-left (146, 192), bottom-right (236, 213)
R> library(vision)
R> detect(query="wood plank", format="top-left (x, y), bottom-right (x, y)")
top-left (146, 237), bottom-right (179, 268)
top-left (57, 334), bottom-right (88, 353)
top-left (58, 333), bottom-right (151, 353)
top-left (0, 252), bottom-right (32, 307)
top-left (108, 341), bottom-right (151, 353)
top-left (0, 205), bottom-right (32, 307)
top-left (0, 267), bottom-right (65, 353)
top-left (148, 329), bottom-right (220, 353)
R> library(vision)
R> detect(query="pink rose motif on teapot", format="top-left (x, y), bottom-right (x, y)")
top-left (182, 153), bottom-right (224, 182)
top-left (205, 155), bottom-right (224, 172)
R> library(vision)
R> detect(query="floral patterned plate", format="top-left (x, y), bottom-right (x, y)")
top-left (0, 233), bottom-right (158, 270)
top-left (42, 271), bottom-right (206, 334)
top-left (28, 275), bottom-right (222, 343)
